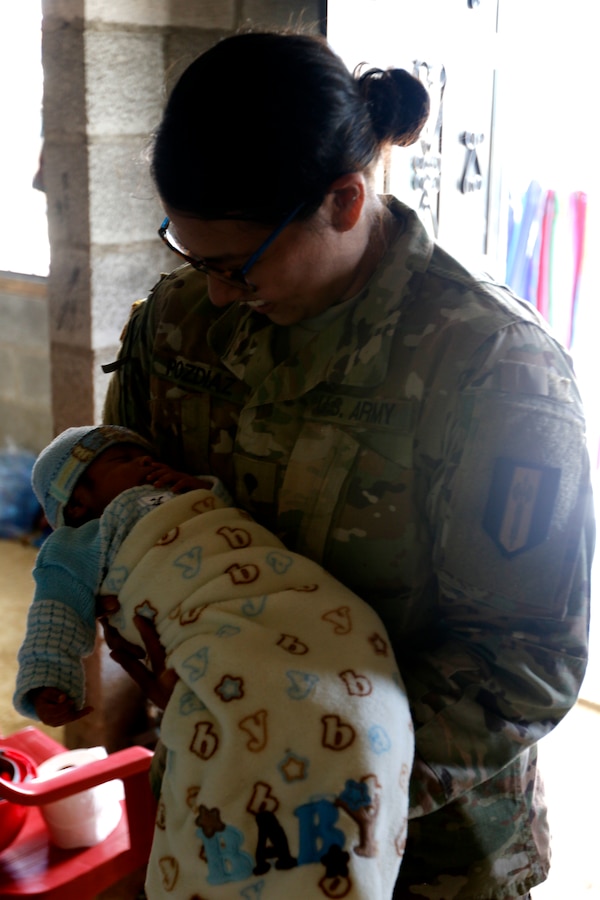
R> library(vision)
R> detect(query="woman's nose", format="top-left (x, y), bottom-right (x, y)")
top-left (207, 277), bottom-right (250, 308)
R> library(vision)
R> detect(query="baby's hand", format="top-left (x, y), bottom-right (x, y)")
top-left (31, 687), bottom-right (93, 727)
top-left (142, 460), bottom-right (212, 494)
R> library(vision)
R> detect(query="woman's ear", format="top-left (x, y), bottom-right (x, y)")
top-left (327, 173), bottom-right (366, 232)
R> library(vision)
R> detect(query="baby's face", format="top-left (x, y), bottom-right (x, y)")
top-left (63, 444), bottom-right (154, 526)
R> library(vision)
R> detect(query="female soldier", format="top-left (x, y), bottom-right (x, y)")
top-left (103, 29), bottom-right (594, 899)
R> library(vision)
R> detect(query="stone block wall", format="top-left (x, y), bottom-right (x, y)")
top-left (0, 273), bottom-right (52, 454)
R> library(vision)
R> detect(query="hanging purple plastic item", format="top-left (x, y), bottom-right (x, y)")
top-left (506, 180), bottom-right (543, 301)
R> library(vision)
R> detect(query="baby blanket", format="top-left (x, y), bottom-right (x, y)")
top-left (103, 489), bottom-right (414, 899)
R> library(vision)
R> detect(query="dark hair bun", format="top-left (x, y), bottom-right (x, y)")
top-left (358, 67), bottom-right (430, 147)
top-left (152, 32), bottom-right (432, 220)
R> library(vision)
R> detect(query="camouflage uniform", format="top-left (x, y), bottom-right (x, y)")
top-left (104, 198), bottom-right (593, 899)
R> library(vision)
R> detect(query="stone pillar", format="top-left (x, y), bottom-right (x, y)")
top-left (42, 0), bottom-right (171, 432)
top-left (41, 0), bottom-right (324, 750)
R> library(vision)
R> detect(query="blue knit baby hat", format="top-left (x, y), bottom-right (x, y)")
top-left (32, 425), bottom-right (152, 529)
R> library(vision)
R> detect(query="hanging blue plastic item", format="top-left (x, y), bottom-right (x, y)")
top-left (506, 180), bottom-right (543, 301)
top-left (0, 447), bottom-right (41, 540)
top-left (505, 191), bottom-right (521, 285)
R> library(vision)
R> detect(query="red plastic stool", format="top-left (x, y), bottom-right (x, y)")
top-left (0, 727), bottom-right (155, 899)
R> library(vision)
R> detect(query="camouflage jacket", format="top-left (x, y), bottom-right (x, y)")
top-left (104, 198), bottom-right (594, 899)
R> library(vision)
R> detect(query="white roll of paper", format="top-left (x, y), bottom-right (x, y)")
top-left (34, 747), bottom-right (123, 849)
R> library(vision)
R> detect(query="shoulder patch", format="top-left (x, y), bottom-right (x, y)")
top-left (482, 457), bottom-right (561, 558)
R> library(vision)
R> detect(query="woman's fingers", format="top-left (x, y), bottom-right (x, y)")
top-left (96, 597), bottom-right (178, 710)
top-left (133, 614), bottom-right (166, 671)
top-left (99, 613), bottom-right (177, 710)
top-left (100, 617), bottom-right (146, 659)
top-left (131, 615), bottom-right (179, 709)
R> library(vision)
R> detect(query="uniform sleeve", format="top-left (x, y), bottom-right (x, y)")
top-left (406, 318), bottom-right (594, 817)
top-left (102, 292), bottom-right (157, 433)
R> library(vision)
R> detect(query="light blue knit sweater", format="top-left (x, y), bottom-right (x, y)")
top-left (13, 484), bottom-right (177, 718)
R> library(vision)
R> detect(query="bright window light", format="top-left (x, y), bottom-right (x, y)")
top-left (0, 4), bottom-right (49, 276)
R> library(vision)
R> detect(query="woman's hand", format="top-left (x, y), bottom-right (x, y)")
top-left (97, 596), bottom-right (178, 710)
top-left (30, 687), bottom-right (93, 728)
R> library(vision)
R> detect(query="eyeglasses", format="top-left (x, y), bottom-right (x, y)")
top-left (158, 202), bottom-right (305, 292)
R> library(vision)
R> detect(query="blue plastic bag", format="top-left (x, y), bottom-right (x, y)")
top-left (0, 448), bottom-right (41, 539)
